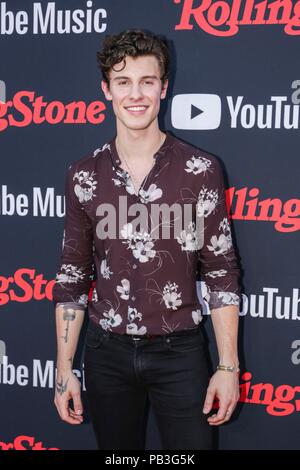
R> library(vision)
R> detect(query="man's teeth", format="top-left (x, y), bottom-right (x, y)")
top-left (126, 106), bottom-right (147, 111)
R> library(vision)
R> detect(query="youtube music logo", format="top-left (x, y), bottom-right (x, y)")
top-left (171, 94), bottom-right (221, 130)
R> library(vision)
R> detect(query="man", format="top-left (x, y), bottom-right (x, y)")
top-left (53, 29), bottom-right (242, 450)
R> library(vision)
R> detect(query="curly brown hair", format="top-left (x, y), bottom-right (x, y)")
top-left (97, 29), bottom-right (170, 87)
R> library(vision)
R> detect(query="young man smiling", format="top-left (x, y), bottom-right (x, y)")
top-left (53, 29), bottom-right (242, 450)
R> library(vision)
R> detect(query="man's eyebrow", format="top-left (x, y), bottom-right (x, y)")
top-left (112, 75), bottom-right (159, 81)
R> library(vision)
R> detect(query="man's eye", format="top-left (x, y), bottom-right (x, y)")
top-left (117, 80), bottom-right (154, 86)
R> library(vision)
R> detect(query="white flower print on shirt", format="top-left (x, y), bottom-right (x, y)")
top-left (121, 223), bottom-right (156, 263)
top-left (162, 281), bottom-right (182, 310)
top-left (126, 306), bottom-right (147, 335)
top-left (112, 177), bottom-right (122, 188)
top-left (112, 171), bottom-right (163, 203)
top-left (99, 307), bottom-right (122, 331)
top-left (177, 221), bottom-right (201, 252)
top-left (217, 291), bottom-right (240, 305)
top-left (200, 281), bottom-right (211, 304)
top-left (117, 279), bottom-right (130, 300)
top-left (196, 185), bottom-right (219, 218)
top-left (76, 293), bottom-right (89, 307)
top-left (133, 241), bottom-right (156, 263)
top-left (139, 183), bottom-right (163, 203)
top-left (126, 323), bottom-right (147, 335)
top-left (192, 308), bottom-right (203, 325)
top-left (205, 269), bottom-right (228, 279)
top-left (206, 217), bottom-right (233, 256)
top-left (100, 259), bottom-right (113, 279)
top-left (112, 169), bottom-right (135, 195)
top-left (92, 287), bottom-right (99, 302)
top-left (200, 282), bottom-right (240, 309)
top-left (56, 264), bottom-right (85, 284)
top-left (73, 170), bottom-right (97, 203)
top-left (93, 142), bottom-right (111, 157)
top-left (185, 155), bottom-right (212, 175)
top-left (128, 306), bottom-right (142, 322)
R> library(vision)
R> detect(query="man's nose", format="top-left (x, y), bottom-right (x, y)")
top-left (128, 82), bottom-right (143, 99)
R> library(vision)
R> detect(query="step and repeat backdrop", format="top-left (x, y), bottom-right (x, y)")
top-left (1, 0), bottom-right (299, 450)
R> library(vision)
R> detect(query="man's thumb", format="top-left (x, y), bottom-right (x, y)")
top-left (73, 393), bottom-right (83, 415)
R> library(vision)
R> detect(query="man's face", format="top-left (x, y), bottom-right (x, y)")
top-left (101, 55), bottom-right (168, 131)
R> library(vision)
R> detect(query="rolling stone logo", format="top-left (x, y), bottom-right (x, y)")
top-left (0, 89), bottom-right (106, 132)
top-left (0, 268), bottom-right (96, 306)
top-left (0, 435), bottom-right (59, 450)
top-left (0, 268), bottom-right (56, 306)
top-left (174, 0), bottom-right (300, 36)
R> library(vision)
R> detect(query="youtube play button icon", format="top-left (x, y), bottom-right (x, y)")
top-left (171, 94), bottom-right (221, 130)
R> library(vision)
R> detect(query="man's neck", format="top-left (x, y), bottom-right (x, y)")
top-left (115, 125), bottom-right (165, 163)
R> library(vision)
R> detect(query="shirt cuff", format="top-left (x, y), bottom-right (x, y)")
top-left (55, 301), bottom-right (86, 310)
top-left (205, 290), bottom-right (241, 310)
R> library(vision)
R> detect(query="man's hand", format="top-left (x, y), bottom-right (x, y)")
top-left (202, 370), bottom-right (240, 425)
top-left (54, 371), bottom-right (84, 425)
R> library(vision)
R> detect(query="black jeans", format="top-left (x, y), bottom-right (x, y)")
top-left (84, 320), bottom-right (213, 450)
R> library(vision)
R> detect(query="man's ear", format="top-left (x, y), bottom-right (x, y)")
top-left (101, 80), bottom-right (112, 101)
top-left (160, 79), bottom-right (169, 100)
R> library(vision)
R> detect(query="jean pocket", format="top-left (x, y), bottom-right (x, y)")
top-left (85, 326), bottom-right (109, 349)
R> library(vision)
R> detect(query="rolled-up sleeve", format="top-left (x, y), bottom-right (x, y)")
top-left (197, 156), bottom-right (242, 310)
top-left (52, 163), bottom-right (94, 309)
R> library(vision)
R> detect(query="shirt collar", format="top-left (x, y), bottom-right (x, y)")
top-left (108, 131), bottom-right (174, 169)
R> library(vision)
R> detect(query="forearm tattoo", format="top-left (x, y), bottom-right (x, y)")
top-left (61, 306), bottom-right (76, 343)
top-left (56, 375), bottom-right (69, 396)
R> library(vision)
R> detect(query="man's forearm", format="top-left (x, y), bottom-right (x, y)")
top-left (210, 304), bottom-right (239, 367)
top-left (55, 304), bottom-right (85, 374)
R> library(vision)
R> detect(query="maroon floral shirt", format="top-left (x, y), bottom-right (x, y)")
top-left (52, 131), bottom-right (241, 335)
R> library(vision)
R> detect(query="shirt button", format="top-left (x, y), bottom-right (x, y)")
top-left (166, 338), bottom-right (171, 343)
top-left (131, 296), bottom-right (136, 301)
top-left (116, 159), bottom-right (120, 163)
top-left (132, 264), bottom-right (137, 269)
